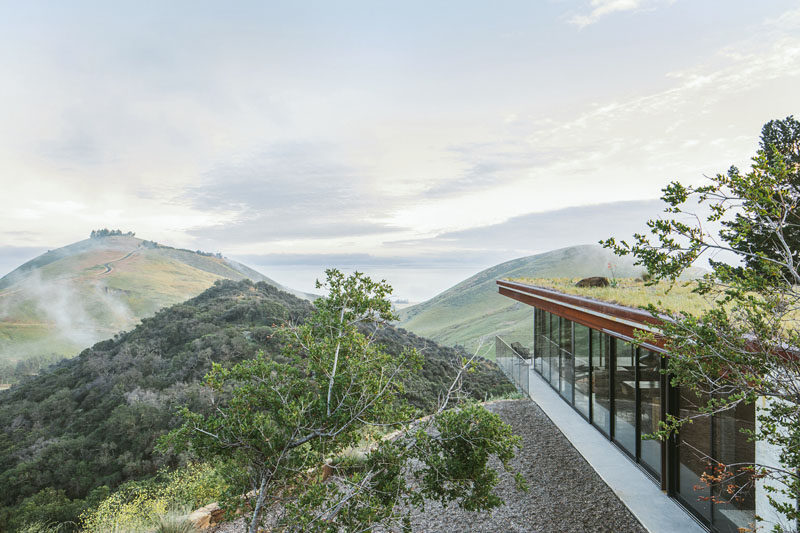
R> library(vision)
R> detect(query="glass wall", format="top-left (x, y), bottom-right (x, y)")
top-left (573, 324), bottom-right (590, 418)
top-left (529, 306), bottom-right (755, 533)
top-left (638, 349), bottom-right (662, 478)
top-left (559, 318), bottom-right (573, 402)
top-left (712, 400), bottom-right (756, 532)
top-left (534, 310), bottom-right (545, 374)
top-left (549, 312), bottom-right (559, 388)
top-left (592, 329), bottom-right (611, 436)
top-left (613, 338), bottom-right (637, 456)
top-left (678, 389), bottom-right (712, 522)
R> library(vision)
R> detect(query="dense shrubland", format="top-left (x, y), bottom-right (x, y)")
top-left (0, 279), bottom-right (513, 530)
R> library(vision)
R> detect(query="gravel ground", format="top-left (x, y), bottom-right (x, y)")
top-left (211, 398), bottom-right (646, 532)
top-left (399, 398), bottom-right (646, 532)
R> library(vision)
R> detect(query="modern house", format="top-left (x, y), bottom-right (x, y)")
top-left (495, 278), bottom-right (762, 533)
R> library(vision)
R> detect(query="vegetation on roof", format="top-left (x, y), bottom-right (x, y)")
top-left (505, 277), bottom-right (713, 316)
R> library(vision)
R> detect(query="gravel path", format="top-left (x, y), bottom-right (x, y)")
top-left (212, 399), bottom-right (646, 532)
top-left (400, 398), bottom-right (646, 532)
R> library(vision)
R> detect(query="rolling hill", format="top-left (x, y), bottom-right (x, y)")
top-left (0, 234), bottom-right (311, 371)
top-left (397, 244), bottom-right (659, 358)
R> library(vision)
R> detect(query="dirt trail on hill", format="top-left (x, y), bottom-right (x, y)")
top-left (99, 250), bottom-right (137, 275)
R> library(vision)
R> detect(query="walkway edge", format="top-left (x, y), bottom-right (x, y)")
top-left (527, 369), bottom-right (705, 533)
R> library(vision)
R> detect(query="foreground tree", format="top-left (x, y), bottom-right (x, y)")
top-left (603, 116), bottom-right (800, 525)
top-left (164, 269), bottom-right (524, 532)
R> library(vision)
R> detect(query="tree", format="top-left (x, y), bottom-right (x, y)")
top-left (723, 116), bottom-right (800, 276)
top-left (163, 269), bottom-right (524, 533)
top-left (602, 116), bottom-right (800, 525)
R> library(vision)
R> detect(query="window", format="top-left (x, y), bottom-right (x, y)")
top-left (559, 318), bottom-right (574, 402)
top-left (613, 338), bottom-right (637, 455)
top-left (638, 349), bottom-right (661, 478)
top-left (712, 400), bottom-right (755, 532)
top-left (548, 312), bottom-right (560, 386)
top-left (534, 309), bottom-right (544, 373)
top-left (573, 324), bottom-right (590, 418)
top-left (678, 389), bottom-right (712, 522)
top-left (591, 330), bottom-right (611, 436)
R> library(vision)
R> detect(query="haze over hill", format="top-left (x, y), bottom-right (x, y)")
top-left (0, 233), bottom-right (311, 373)
top-left (397, 244), bottom-right (697, 358)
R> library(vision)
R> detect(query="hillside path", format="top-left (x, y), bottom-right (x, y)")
top-left (99, 250), bottom-right (137, 275)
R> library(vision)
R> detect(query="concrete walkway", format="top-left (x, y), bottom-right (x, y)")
top-left (526, 369), bottom-right (705, 533)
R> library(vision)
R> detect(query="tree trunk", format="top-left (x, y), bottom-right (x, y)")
top-left (248, 476), bottom-right (268, 533)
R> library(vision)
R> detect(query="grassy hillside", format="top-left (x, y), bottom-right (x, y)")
top-left (397, 244), bottom-right (657, 358)
top-left (0, 235), bottom-right (310, 372)
top-left (0, 279), bottom-right (512, 530)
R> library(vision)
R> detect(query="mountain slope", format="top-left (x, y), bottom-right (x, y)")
top-left (397, 244), bottom-right (650, 358)
top-left (0, 279), bottom-right (513, 529)
top-left (0, 235), bottom-right (311, 369)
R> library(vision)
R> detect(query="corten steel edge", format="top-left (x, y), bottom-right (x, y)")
top-left (496, 279), bottom-right (668, 352)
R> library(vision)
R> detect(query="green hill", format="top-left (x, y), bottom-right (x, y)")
top-left (0, 279), bottom-right (512, 530)
top-left (0, 234), bottom-right (311, 374)
top-left (397, 244), bottom-right (656, 358)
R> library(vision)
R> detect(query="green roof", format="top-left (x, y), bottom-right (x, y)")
top-left (505, 277), bottom-right (712, 316)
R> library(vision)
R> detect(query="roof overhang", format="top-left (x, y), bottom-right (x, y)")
top-left (497, 279), bottom-right (667, 352)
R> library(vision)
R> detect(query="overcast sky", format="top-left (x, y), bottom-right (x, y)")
top-left (1, 1), bottom-right (798, 297)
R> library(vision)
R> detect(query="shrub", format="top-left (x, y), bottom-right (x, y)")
top-left (80, 463), bottom-right (225, 533)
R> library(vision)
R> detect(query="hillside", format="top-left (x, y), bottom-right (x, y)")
top-left (397, 244), bottom-right (654, 358)
top-left (0, 234), bottom-right (311, 373)
top-left (0, 279), bottom-right (513, 530)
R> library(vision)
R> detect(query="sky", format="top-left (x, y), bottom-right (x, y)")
top-left (1, 1), bottom-right (799, 300)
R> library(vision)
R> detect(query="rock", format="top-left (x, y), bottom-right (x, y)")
top-left (188, 502), bottom-right (225, 530)
top-left (510, 342), bottom-right (530, 357)
top-left (575, 276), bottom-right (610, 288)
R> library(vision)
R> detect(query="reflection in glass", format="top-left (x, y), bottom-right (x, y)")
top-left (678, 389), bottom-right (712, 522)
top-left (534, 309), bottom-right (544, 374)
top-left (713, 401), bottom-right (756, 532)
top-left (638, 349), bottom-right (661, 478)
top-left (591, 330), bottom-right (611, 436)
top-left (613, 339), bottom-right (636, 455)
top-left (540, 310), bottom-right (551, 383)
top-left (550, 312), bottom-right (560, 387)
top-left (573, 324), bottom-right (590, 417)
top-left (560, 319), bottom-right (573, 402)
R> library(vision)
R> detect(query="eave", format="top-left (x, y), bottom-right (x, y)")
top-left (497, 279), bottom-right (668, 352)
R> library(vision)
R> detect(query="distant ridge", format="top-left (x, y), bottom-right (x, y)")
top-left (0, 234), bottom-right (312, 368)
top-left (397, 244), bottom-right (664, 358)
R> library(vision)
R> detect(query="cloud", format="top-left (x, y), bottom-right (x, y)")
top-left (422, 141), bottom-right (568, 199)
top-left (231, 251), bottom-right (497, 268)
top-left (181, 142), bottom-right (407, 245)
top-left (568, 0), bottom-right (673, 28)
top-left (391, 199), bottom-right (665, 256)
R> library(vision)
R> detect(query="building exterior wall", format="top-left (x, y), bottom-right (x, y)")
top-left (497, 280), bottom-right (758, 533)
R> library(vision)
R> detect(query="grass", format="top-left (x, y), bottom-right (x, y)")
top-left (397, 245), bottom-right (713, 359)
top-left (0, 238), bottom-right (260, 366)
top-left (507, 277), bottom-right (713, 316)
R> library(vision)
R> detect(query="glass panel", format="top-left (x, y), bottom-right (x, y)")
top-left (613, 339), bottom-right (636, 455)
top-left (549, 313), bottom-right (560, 386)
top-left (591, 330), bottom-right (611, 436)
top-left (573, 324), bottom-right (590, 418)
top-left (713, 401), bottom-right (756, 532)
top-left (638, 349), bottom-right (661, 478)
top-left (559, 319), bottom-right (573, 402)
top-left (539, 310), bottom-right (550, 381)
top-left (678, 389), bottom-right (712, 522)
top-left (534, 309), bottom-right (543, 374)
